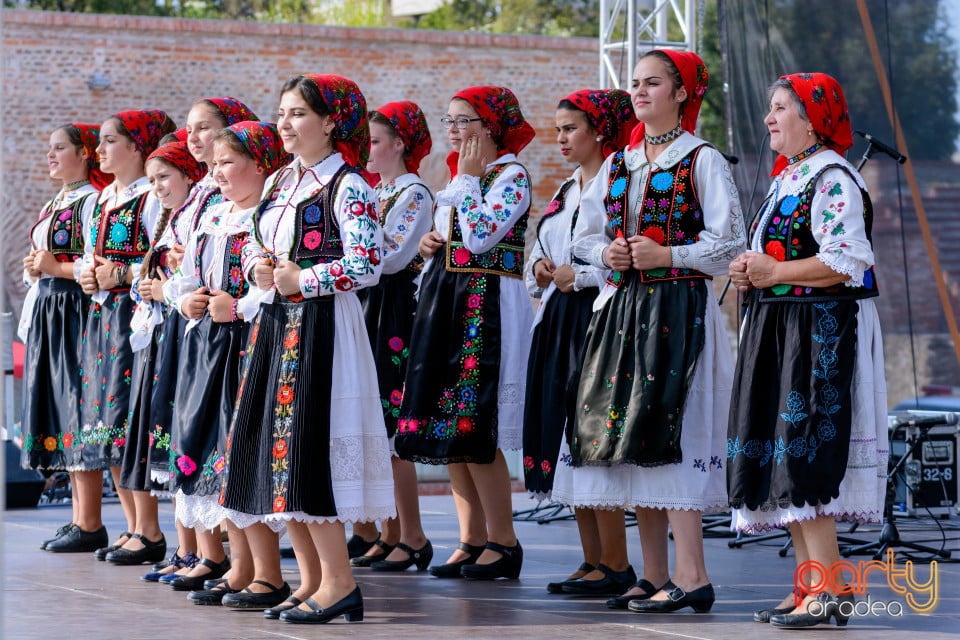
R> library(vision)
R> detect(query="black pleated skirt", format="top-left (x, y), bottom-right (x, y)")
top-left (727, 296), bottom-right (858, 510)
top-left (219, 298), bottom-right (337, 517)
top-left (119, 310), bottom-right (183, 492)
top-left (170, 315), bottom-right (247, 497)
top-left (395, 249), bottom-right (502, 465)
top-left (78, 291), bottom-right (136, 470)
top-left (571, 271), bottom-right (707, 467)
top-left (359, 270), bottom-right (418, 438)
top-left (20, 278), bottom-right (87, 471)
top-left (522, 287), bottom-right (598, 497)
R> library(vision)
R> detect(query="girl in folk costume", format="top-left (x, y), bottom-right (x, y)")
top-left (110, 141), bottom-right (205, 569)
top-left (396, 86), bottom-right (535, 580)
top-left (22, 124), bottom-right (110, 553)
top-left (727, 73), bottom-right (887, 629)
top-left (351, 101), bottom-right (435, 571)
top-left (139, 98), bottom-right (260, 581)
top-left (524, 90), bottom-right (638, 596)
top-left (560, 50), bottom-right (745, 614)
top-left (217, 74), bottom-right (394, 623)
top-left (75, 110), bottom-right (175, 560)
top-left (162, 123), bottom-right (290, 596)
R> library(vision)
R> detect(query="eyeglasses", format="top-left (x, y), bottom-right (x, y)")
top-left (440, 116), bottom-right (483, 130)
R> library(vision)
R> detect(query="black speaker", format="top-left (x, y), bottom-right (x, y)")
top-left (890, 425), bottom-right (959, 517)
top-left (5, 440), bottom-right (45, 509)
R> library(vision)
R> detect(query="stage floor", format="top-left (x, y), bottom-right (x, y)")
top-left (3, 493), bottom-right (959, 639)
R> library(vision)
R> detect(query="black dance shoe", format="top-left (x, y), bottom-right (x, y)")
top-left (93, 531), bottom-right (131, 561)
top-left (460, 541), bottom-right (523, 580)
top-left (46, 525), bottom-right (109, 553)
top-left (40, 523), bottom-right (74, 550)
top-left (280, 587), bottom-right (364, 624)
top-left (346, 534), bottom-right (380, 559)
top-left (188, 581), bottom-right (241, 606)
top-left (169, 556), bottom-right (231, 591)
top-left (350, 539), bottom-right (396, 568)
top-left (222, 580), bottom-right (291, 609)
top-left (561, 563), bottom-right (637, 597)
top-left (628, 581), bottom-right (715, 614)
top-left (428, 542), bottom-right (486, 578)
top-left (753, 589), bottom-right (805, 623)
top-left (606, 578), bottom-right (663, 609)
top-left (769, 592), bottom-right (853, 628)
top-left (264, 596), bottom-right (303, 620)
top-left (371, 541), bottom-right (433, 572)
top-left (547, 562), bottom-right (595, 594)
top-left (105, 534), bottom-right (167, 565)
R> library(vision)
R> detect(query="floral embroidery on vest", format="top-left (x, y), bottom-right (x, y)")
top-left (445, 163), bottom-right (528, 279)
top-left (91, 193), bottom-right (150, 273)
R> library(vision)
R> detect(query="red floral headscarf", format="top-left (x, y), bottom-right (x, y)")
top-left (372, 101), bottom-right (432, 175)
top-left (112, 109), bottom-right (177, 158)
top-left (172, 128), bottom-right (188, 143)
top-left (224, 121), bottom-right (292, 175)
top-left (447, 86), bottom-right (536, 176)
top-left (71, 123), bottom-right (112, 190)
top-left (770, 72), bottom-right (853, 175)
top-left (627, 49), bottom-right (709, 149)
top-left (202, 97), bottom-right (259, 126)
top-left (560, 89), bottom-right (638, 158)
top-left (299, 74), bottom-right (370, 169)
top-left (147, 141), bottom-right (205, 184)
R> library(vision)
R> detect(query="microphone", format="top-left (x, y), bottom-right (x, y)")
top-left (892, 411), bottom-right (960, 428)
top-left (855, 130), bottom-right (907, 164)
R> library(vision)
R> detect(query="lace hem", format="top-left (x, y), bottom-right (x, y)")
top-left (175, 492), bottom-right (231, 532)
top-left (554, 494), bottom-right (728, 512)
top-left (732, 508), bottom-right (883, 535)
top-left (816, 252), bottom-right (866, 287)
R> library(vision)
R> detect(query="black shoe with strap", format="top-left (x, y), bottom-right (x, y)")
top-left (264, 596), bottom-right (303, 620)
top-left (460, 541), bottom-right (523, 580)
top-left (221, 580), bottom-right (291, 609)
top-left (769, 592), bottom-right (853, 628)
top-left (606, 578), bottom-right (663, 609)
top-left (346, 534), bottom-right (380, 559)
top-left (105, 534), bottom-right (167, 565)
top-left (189, 581), bottom-right (241, 606)
top-left (627, 580), bottom-right (715, 614)
top-left (279, 587), bottom-right (364, 624)
top-left (169, 557), bottom-right (232, 591)
top-left (349, 539), bottom-right (396, 567)
top-left (93, 530), bottom-right (130, 560)
top-left (561, 563), bottom-right (637, 597)
top-left (547, 562), bottom-right (596, 594)
top-left (753, 588), bottom-right (805, 623)
top-left (370, 540), bottom-right (433, 572)
top-left (428, 542), bottom-right (486, 578)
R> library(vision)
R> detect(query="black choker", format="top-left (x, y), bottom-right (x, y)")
top-left (645, 123), bottom-right (684, 146)
top-left (787, 142), bottom-right (822, 166)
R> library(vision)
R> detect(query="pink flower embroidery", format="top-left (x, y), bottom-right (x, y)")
top-left (176, 455), bottom-right (197, 476)
top-left (388, 336), bottom-right (404, 352)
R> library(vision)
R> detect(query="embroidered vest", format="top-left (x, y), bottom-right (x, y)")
top-left (603, 146), bottom-right (711, 287)
top-left (287, 163), bottom-right (356, 268)
top-left (195, 232), bottom-right (251, 299)
top-left (758, 163), bottom-right (879, 302)
top-left (92, 192), bottom-right (151, 269)
top-left (34, 192), bottom-right (95, 262)
top-left (379, 182), bottom-right (429, 274)
top-left (445, 163), bottom-right (528, 279)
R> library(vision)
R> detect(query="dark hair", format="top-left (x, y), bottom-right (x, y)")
top-left (368, 111), bottom-right (398, 137)
top-left (639, 50), bottom-right (687, 113)
top-left (555, 100), bottom-right (596, 131)
top-left (158, 132), bottom-right (180, 146)
top-left (55, 124), bottom-right (85, 150)
top-left (767, 78), bottom-right (810, 122)
top-left (195, 100), bottom-right (230, 127)
top-left (280, 76), bottom-right (331, 117)
top-left (107, 116), bottom-right (135, 145)
top-left (212, 128), bottom-right (255, 161)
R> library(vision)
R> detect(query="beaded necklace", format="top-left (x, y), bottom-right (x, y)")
top-left (63, 178), bottom-right (91, 192)
top-left (787, 142), bottom-right (823, 166)
top-left (645, 122), bottom-right (684, 146)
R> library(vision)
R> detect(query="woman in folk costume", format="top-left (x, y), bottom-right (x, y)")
top-left (110, 141), bottom-right (205, 569)
top-left (22, 123), bottom-right (110, 553)
top-left (350, 101), bottom-right (435, 572)
top-left (74, 110), bottom-right (175, 560)
top-left (727, 73), bottom-right (887, 629)
top-left (216, 74), bottom-right (394, 624)
top-left (559, 50), bottom-right (744, 614)
top-left (523, 89), bottom-right (637, 596)
top-left (158, 123), bottom-right (290, 597)
top-left (395, 86), bottom-right (535, 580)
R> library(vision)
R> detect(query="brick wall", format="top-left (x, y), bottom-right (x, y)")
top-left (1, 9), bottom-right (597, 307)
